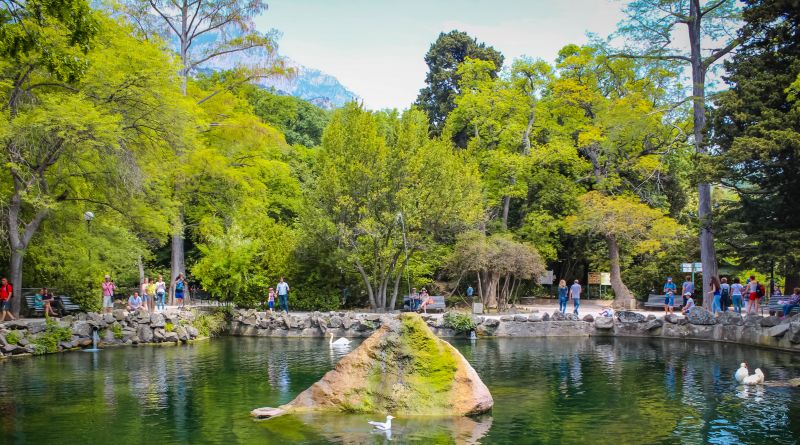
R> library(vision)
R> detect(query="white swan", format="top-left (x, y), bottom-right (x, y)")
top-left (368, 415), bottom-right (394, 430)
top-left (735, 363), bottom-right (749, 384)
top-left (329, 332), bottom-right (351, 347)
top-left (743, 368), bottom-right (765, 385)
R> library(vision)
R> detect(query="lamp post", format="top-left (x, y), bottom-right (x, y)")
top-left (84, 211), bottom-right (94, 260)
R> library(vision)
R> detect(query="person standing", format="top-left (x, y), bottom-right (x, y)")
top-left (681, 276), bottom-right (694, 299)
top-left (663, 277), bottom-right (676, 314)
top-left (0, 278), bottom-right (15, 321)
top-left (709, 276), bottom-right (721, 314)
top-left (557, 279), bottom-right (568, 314)
top-left (720, 277), bottom-right (731, 312)
top-left (569, 279), bottom-right (582, 316)
top-left (730, 277), bottom-right (744, 314)
top-left (276, 277), bottom-right (290, 313)
top-left (146, 279), bottom-right (156, 314)
top-left (466, 285), bottom-right (474, 300)
top-left (102, 275), bottom-right (116, 314)
top-left (747, 275), bottom-right (760, 314)
top-left (267, 287), bottom-right (276, 313)
top-left (174, 274), bottom-right (187, 309)
top-left (155, 275), bottom-right (167, 311)
top-left (140, 278), bottom-right (150, 313)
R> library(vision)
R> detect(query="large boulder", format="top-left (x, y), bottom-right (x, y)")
top-left (264, 313), bottom-right (492, 417)
top-left (594, 317), bottom-right (614, 330)
top-left (718, 311), bottom-right (743, 326)
top-left (72, 321), bottom-right (93, 338)
top-left (616, 311), bottom-right (645, 324)
top-left (686, 308), bottom-right (716, 325)
top-left (137, 325), bottom-right (153, 343)
top-left (150, 313), bottom-right (165, 328)
top-left (760, 316), bottom-right (780, 328)
top-left (664, 313), bottom-right (681, 324)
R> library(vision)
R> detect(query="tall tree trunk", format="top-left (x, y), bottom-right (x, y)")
top-left (9, 248), bottom-right (23, 316)
top-left (501, 196), bottom-right (510, 229)
top-left (355, 261), bottom-right (376, 309)
top-left (522, 110), bottom-right (535, 156)
top-left (7, 181), bottom-right (50, 316)
top-left (607, 235), bottom-right (634, 308)
top-left (689, 0), bottom-right (719, 308)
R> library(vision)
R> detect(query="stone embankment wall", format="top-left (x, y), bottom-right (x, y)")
top-left (229, 308), bottom-right (800, 353)
top-left (0, 309), bottom-right (207, 357)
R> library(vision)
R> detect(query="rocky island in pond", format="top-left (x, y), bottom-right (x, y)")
top-left (252, 313), bottom-right (492, 418)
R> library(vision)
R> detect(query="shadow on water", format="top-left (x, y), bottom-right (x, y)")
top-left (0, 335), bottom-right (799, 444)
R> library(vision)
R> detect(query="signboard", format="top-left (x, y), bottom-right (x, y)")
top-left (472, 302), bottom-right (484, 314)
top-left (588, 272), bottom-right (601, 285)
top-left (681, 262), bottom-right (703, 273)
top-left (600, 272), bottom-right (611, 286)
top-left (538, 270), bottom-right (554, 285)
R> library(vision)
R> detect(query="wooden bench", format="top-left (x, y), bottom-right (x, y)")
top-left (58, 295), bottom-right (81, 315)
top-left (24, 293), bottom-right (81, 317)
top-left (643, 294), bottom-right (684, 309)
top-left (24, 294), bottom-right (45, 317)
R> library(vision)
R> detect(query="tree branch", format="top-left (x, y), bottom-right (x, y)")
top-left (702, 37), bottom-right (743, 69)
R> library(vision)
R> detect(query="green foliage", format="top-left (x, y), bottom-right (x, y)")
top-left (416, 30), bottom-right (504, 131)
top-left (192, 312), bottom-right (226, 337)
top-left (111, 323), bottom-right (123, 339)
top-left (442, 312), bottom-right (476, 333)
top-left (5, 330), bottom-right (21, 345)
top-left (245, 86), bottom-right (329, 147)
top-left (31, 319), bottom-right (73, 355)
top-left (164, 322), bottom-right (174, 333)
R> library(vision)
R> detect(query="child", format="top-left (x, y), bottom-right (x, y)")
top-left (682, 293), bottom-right (696, 315)
top-left (267, 287), bottom-right (276, 313)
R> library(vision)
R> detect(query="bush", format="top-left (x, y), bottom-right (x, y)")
top-left (111, 323), bottom-right (123, 339)
top-left (5, 330), bottom-right (21, 345)
top-left (192, 312), bottom-right (226, 337)
top-left (285, 283), bottom-right (341, 312)
top-left (165, 322), bottom-right (174, 333)
top-left (442, 312), bottom-right (476, 333)
top-left (31, 318), bottom-right (72, 354)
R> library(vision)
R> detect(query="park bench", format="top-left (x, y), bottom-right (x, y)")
top-left (766, 297), bottom-right (800, 317)
top-left (403, 295), bottom-right (446, 312)
top-left (24, 294), bottom-right (45, 317)
top-left (643, 294), bottom-right (685, 310)
top-left (58, 295), bottom-right (81, 315)
top-left (24, 293), bottom-right (81, 317)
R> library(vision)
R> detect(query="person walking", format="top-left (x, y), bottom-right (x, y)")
top-left (102, 275), bottom-right (116, 314)
top-left (557, 279), bottom-right (568, 314)
top-left (663, 277), bottom-right (676, 314)
top-left (0, 278), bottom-right (15, 321)
top-left (174, 274), bottom-right (187, 309)
top-left (720, 277), bottom-right (731, 312)
top-left (569, 279), bottom-right (582, 316)
top-left (730, 277), bottom-right (744, 314)
top-left (276, 277), bottom-right (290, 313)
top-left (155, 275), bottom-right (167, 311)
top-left (709, 276), bottom-right (721, 314)
top-left (747, 275), bottom-right (760, 314)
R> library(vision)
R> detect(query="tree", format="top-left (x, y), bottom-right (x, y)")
top-left (244, 85), bottom-right (329, 147)
top-left (307, 104), bottom-right (482, 310)
top-left (119, 0), bottom-right (290, 299)
top-left (0, 4), bottom-right (188, 315)
top-left (448, 232), bottom-right (545, 311)
top-left (613, 0), bottom-right (744, 303)
top-left (415, 30), bottom-right (504, 132)
top-left (711, 0), bottom-right (800, 292)
top-left (567, 192), bottom-right (683, 307)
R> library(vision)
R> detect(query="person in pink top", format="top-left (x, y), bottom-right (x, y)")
top-left (102, 275), bottom-right (116, 314)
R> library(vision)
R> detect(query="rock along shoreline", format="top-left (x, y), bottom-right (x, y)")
top-left (230, 308), bottom-right (800, 353)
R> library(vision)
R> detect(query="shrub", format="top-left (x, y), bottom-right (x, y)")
top-left (31, 318), bottom-right (72, 354)
top-left (111, 323), bottom-right (123, 339)
top-left (442, 312), bottom-right (476, 333)
top-left (5, 330), bottom-right (21, 345)
top-left (192, 312), bottom-right (226, 337)
top-left (165, 322), bottom-right (174, 333)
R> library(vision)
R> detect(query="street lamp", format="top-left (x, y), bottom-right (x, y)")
top-left (85, 211), bottom-right (94, 262)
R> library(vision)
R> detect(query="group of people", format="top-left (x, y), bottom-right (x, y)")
top-left (102, 274), bottom-right (186, 314)
top-left (556, 279), bottom-right (583, 315)
top-left (664, 275), bottom-right (800, 318)
top-left (408, 287), bottom-right (436, 313)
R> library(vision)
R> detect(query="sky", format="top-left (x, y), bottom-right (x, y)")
top-left (255, 0), bottom-right (625, 110)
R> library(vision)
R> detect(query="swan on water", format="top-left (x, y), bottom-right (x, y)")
top-left (329, 332), bottom-right (351, 346)
top-left (735, 363), bottom-right (749, 384)
top-left (368, 415), bottom-right (394, 430)
top-left (743, 368), bottom-right (765, 385)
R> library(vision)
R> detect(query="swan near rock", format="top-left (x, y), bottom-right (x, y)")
top-left (735, 363), bottom-right (749, 384)
top-left (329, 332), bottom-right (351, 347)
top-left (743, 368), bottom-right (765, 386)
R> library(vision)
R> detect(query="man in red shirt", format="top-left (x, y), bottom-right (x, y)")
top-left (0, 277), bottom-right (15, 321)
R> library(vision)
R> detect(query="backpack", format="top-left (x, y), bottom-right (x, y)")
top-left (176, 280), bottom-right (184, 291)
top-left (756, 284), bottom-right (765, 298)
top-left (720, 285), bottom-right (729, 299)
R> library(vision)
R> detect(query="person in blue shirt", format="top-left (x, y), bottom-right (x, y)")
top-left (557, 280), bottom-right (568, 314)
top-left (466, 285), bottom-right (474, 299)
top-left (663, 277), bottom-right (676, 314)
top-left (276, 277), bottom-right (290, 313)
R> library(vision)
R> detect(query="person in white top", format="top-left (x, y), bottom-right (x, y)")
top-left (276, 277), bottom-right (290, 313)
top-left (568, 280), bottom-right (582, 316)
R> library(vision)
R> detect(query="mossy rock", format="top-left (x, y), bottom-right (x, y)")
top-left (280, 313), bottom-right (492, 416)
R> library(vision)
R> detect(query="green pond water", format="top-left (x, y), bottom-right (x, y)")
top-left (1, 336), bottom-right (799, 444)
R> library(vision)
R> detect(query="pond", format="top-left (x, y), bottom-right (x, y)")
top-left (0, 336), bottom-right (799, 444)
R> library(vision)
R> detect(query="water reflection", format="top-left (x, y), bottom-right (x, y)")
top-left (0, 336), bottom-right (798, 444)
